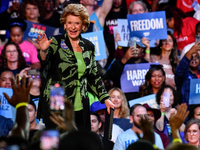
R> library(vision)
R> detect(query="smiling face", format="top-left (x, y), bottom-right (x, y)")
top-left (64, 14), bottom-right (85, 41)
top-left (5, 44), bottom-right (19, 63)
top-left (0, 71), bottom-right (14, 88)
top-left (187, 124), bottom-right (200, 145)
top-left (150, 70), bottom-right (165, 90)
top-left (110, 90), bottom-right (122, 109)
top-left (161, 35), bottom-right (174, 52)
top-left (190, 53), bottom-right (200, 69)
top-left (131, 3), bottom-right (145, 14)
top-left (25, 4), bottom-right (40, 21)
top-left (10, 26), bottom-right (23, 44)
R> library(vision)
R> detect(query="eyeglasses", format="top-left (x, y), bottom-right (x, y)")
top-left (5, 50), bottom-right (18, 53)
top-left (31, 75), bottom-right (40, 79)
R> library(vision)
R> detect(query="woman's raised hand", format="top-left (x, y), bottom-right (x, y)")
top-left (36, 33), bottom-right (52, 51)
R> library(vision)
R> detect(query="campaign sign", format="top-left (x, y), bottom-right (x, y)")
top-left (117, 19), bottom-right (156, 47)
top-left (129, 94), bottom-right (158, 109)
top-left (117, 19), bottom-right (130, 47)
top-left (127, 11), bottom-right (167, 40)
top-left (0, 88), bottom-right (15, 119)
top-left (189, 79), bottom-right (200, 104)
top-left (120, 63), bottom-right (158, 93)
top-left (81, 30), bottom-right (107, 60)
top-left (23, 21), bottom-right (57, 42)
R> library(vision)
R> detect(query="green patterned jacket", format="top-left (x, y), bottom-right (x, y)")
top-left (37, 33), bottom-right (109, 121)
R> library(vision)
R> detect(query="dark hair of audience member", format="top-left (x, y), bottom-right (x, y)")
top-left (156, 85), bottom-right (178, 108)
top-left (184, 118), bottom-right (200, 142)
top-left (166, 143), bottom-right (198, 150)
top-left (29, 100), bottom-right (36, 112)
top-left (188, 104), bottom-right (200, 121)
top-left (58, 131), bottom-right (104, 150)
top-left (157, 31), bottom-right (179, 73)
top-left (129, 104), bottom-right (144, 116)
top-left (0, 41), bottom-right (27, 72)
top-left (139, 65), bottom-right (165, 97)
top-left (19, 0), bottom-right (45, 22)
top-left (7, 136), bottom-right (29, 150)
top-left (90, 112), bottom-right (101, 123)
top-left (164, 6), bottom-right (188, 36)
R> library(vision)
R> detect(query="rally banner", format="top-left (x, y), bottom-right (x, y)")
top-left (117, 19), bottom-right (130, 47)
top-left (23, 20), bottom-right (57, 42)
top-left (117, 19), bottom-right (156, 47)
top-left (0, 88), bottom-right (16, 120)
top-left (81, 30), bottom-right (107, 60)
top-left (189, 79), bottom-right (200, 104)
top-left (120, 63), bottom-right (158, 93)
top-left (129, 94), bottom-right (158, 109)
top-left (127, 11), bottom-right (167, 40)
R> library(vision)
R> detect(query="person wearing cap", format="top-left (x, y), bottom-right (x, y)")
top-left (104, 39), bottom-right (148, 101)
top-left (0, 17), bottom-right (41, 69)
top-left (143, 103), bottom-right (169, 148)
top-left (91, 101), bottom-right (107, 136)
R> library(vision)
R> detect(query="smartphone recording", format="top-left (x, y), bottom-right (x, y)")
top-left (50, 83), bottom-right (65, 112)
top-left (40, 130), bottom-right (59, 150)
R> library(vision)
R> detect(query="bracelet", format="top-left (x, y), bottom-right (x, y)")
top-left (15, 102), bottom-right (28, 109)
top-left (145, 49), bottom-right (150, 53)
top-left (152, 144), bottom-right (158, 149)
top-left (173, 138), bottom-right (182, 143)
top-left (161, 112), bottom-right (165, 115)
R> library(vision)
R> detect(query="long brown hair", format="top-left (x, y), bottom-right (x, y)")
top-left (158, 31), bottom-right (179, 73)
top-left (139, 65), bottom-right (166, 97)
top-left (1, 42), bottom-right (27, 72)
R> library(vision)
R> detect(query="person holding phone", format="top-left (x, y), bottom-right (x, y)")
top-left (155, 85), bottom-right (183, 142)
top-left (36, 4), bottom-right (114, 130)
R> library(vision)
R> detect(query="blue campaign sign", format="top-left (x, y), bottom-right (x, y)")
top-left (127, 11), bottom-right (167, 40)
top-left (189, 79), bottom-right (200, 104)
top-left (120, 63), bottom-right (158, 93)
top-left (117, 19), bottom-right (130, 47)
top-left (0, 88), bottom-right (16, 120)
top-left (81, 30), bottom-right (107, 60)
top-left (129, 94), bottom-right (158, 109)
top-left (117, 19), bottom-right (156, 47)
top-left (23, 21), bottom-right (57, 42)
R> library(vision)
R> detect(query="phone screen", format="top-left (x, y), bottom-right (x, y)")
top-left (40, 130), bottom-right (59, 150)
top-left (195, 34), bottom-right (200, 43)
top-left (50, 83), bottom-right (65, 111)
top-left (163, 92), bottom-right (170, 107)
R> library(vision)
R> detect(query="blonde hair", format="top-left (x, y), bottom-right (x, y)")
top-left (60, 4), bottom-right (90, 33)
top-left (108, 87), bottom-right (129, 118)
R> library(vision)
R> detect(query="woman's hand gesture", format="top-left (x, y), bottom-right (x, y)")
top-left (36, 33), bottom-right (52, 51)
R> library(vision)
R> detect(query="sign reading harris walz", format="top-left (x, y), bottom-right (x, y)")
top-left (81, 30), bottom-right (107, 61)
top-left (127, 11), bottom-right (167, 40)
top-left (120, 63), bottom-right (159, 93)
top-left (189, 79), bottom-right (200, 105)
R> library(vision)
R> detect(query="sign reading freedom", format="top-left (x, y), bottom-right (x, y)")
top-left (127, 11), bottom-right (167, 40)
